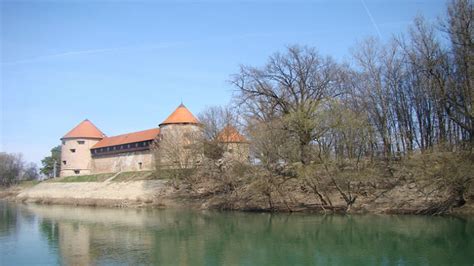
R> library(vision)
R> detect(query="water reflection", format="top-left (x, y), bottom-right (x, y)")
top-left (0, 202), bottom-right (17, 237)
top-left (1, 202), bottom-right (473, 266)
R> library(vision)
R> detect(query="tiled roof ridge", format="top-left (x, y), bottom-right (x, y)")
top-left (92, 128), bottom-right (160, 149)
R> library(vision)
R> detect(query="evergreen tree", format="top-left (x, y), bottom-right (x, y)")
top-left (40, 146), bottom-right (61, 178)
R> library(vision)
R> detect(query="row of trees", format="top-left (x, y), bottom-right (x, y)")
top-left (0, 146), bottom-right (60, 187)
top-left (172, 0), bottom-right (472, 213)
top-left (232, 0), bottom-right (472, 165)
top-left (0, 153), bottom-right (39, 186)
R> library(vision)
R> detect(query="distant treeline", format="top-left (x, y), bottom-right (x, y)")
top-left (0, 153), bottom-right (39, 187)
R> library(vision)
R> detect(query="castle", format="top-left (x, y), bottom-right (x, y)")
top-left (59, 104), bottom-right (248, 177)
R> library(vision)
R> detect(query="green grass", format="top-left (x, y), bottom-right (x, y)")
top-left (51, 173), bottom-right (115, 182)
top-left (111, 171), bottom-right (157, 182)
top-left (47, 170), bottom-right (171, 183)
top-left (17, 180), bottom-right (40, 187)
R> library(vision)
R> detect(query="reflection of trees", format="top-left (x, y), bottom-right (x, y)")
top-left (0, 202), bottom-right (35, 237)
top-left (0, 202), bottom-right (17, 237)
top-left (39, 220), bottom-right (59, 249)
top-left (150, 213), bottom-right (474, 265)
top-left (17, 204), bottom-right (474, 265)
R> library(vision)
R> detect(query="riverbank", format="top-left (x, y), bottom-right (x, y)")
top-left (0, 171), bottom-right (183, 208)
top-left (1, 176), bottom-right (473, 215)
top-left (18, 180), bottom-right (172, 207)
top-left (2, 180), bottom-right (184, 208)
top-left (181, 177), bottom-right (474, 216)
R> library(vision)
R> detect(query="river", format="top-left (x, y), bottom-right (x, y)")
top-left (1, 201), bottom-right (473, 265)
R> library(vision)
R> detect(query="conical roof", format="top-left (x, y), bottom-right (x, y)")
top-left (159, 104), bottom-right (199, 126)
top-left (62, 119), bottom-right (105, 139)
top-left (217, 125), bottom-right (247, 143)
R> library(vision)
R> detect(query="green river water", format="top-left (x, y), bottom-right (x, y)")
top-left (1, 201), bottom-right (473, 265)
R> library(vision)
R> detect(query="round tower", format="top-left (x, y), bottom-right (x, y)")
top-left (158, 104), bottom-right (202, 168)
top-left (60, 119), bottom-right (105, 177)
top-left (217, 125), bottom-right (250, 162)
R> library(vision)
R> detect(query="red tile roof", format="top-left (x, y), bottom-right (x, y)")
top-left (62, 119), bottom-right (105, 139)
top-left (217, 126), bottom-right (247, 143)
top-left (159, 104), bottom-right (199, 126)
top-left (92, 128), bottom-right (160, 149)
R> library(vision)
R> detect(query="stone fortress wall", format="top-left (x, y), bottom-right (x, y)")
top-left (91, 150), bottom-right (154, 174)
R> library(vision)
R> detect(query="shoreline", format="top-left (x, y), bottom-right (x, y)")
top-left (2, 180), bottom-right (473, 216)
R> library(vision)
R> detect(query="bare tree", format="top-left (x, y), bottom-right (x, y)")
top-left (198, 105), bottom-right (238, 140)
top-left (187, 1), bottom-right (473, 214)
top-left (198, 105), bottom-right (237, 160)
top-left (153, 127), bottom-right (202, 182)
top-left (232, 45), bottom-right (342, 164)
top-left (0, 153), bottom-right (38, 186)
top-left (441, 0), bottom-right (473, 143)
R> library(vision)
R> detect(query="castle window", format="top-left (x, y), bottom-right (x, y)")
top-left (77, 140), bottom-right (85, 145)
top-left (70, 149), bottom-right (76, 153)
top-left (62, 140), bottom-right (66, 145)
top-left (74, 170), bottom-right (80, 175)
top-left (62, 161), bottom-right (67, 165)
top-left (138, 162), bottom-right (142, 170)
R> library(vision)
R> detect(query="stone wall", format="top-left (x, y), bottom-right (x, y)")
top-left (91, 150), bottom-right (154, 173)
top-left (60, 138), bottom-right (101, 177)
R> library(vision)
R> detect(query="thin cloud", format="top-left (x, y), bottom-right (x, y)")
top-left (361, 0), bottom-right (382, 39)
top-left (1, 42), bottom-right (185, 66)
top-left (1, 28), bottom-right (364, 67)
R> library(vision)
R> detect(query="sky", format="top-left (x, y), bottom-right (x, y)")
top-left (1, 0), bottom-right (448, 165)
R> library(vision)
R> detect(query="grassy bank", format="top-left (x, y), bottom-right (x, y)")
top-left (50, 173), bottom-right (115, 182)
top-left (47, 171), bottom-right (157, 183)
top-left (113, 171), bottom-right (157, 182)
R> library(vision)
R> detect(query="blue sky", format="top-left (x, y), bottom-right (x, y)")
top-left (1, 0), bottom-right (447, 165)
